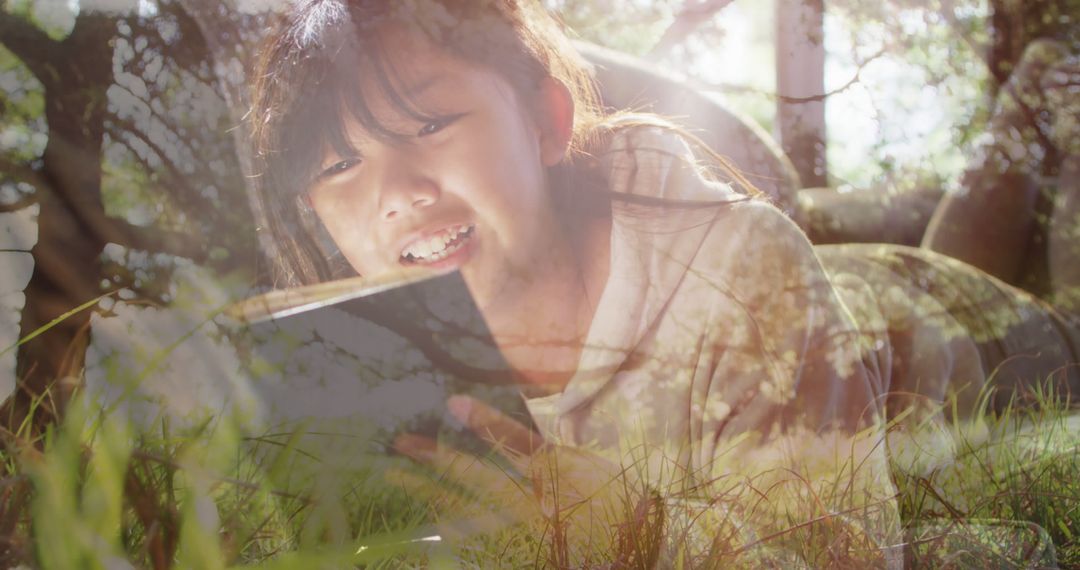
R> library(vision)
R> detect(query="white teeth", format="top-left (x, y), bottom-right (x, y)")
top-left (402, 225), bottom-right (474, 263)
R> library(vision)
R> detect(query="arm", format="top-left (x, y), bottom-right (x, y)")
top-left (669, 201), bottom-right (900, 565)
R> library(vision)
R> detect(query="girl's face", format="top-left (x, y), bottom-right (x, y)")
top-left (304, 30), bottom-right (574, 318)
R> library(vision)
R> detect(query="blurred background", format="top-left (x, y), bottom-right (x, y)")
top-left (0, 0), bottom-right (1076, 419)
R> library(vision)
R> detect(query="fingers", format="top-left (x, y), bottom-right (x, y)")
top-left (447, 395), bottom-right (543, 457)
top-left (392, 433), bottom-right (526, 498)
top-left (392, 433), bottom-right (438, 461)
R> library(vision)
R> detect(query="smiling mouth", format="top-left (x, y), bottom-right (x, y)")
top-left (399, 224), bottom-right (476, 265)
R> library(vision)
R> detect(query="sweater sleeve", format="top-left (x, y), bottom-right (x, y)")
top-left (697, 200), bottom-right (883, 438)
top-left (557, 126), bottom-right (901, 564)
top-left (670, 200), bottom-right (901, 564)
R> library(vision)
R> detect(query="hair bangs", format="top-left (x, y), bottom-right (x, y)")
top-left (356, 36), bottom-right (449, 127)
top-left (284, 27), bottom-right (459, 193)
top-left (250, 0), bottom-right (607, 286)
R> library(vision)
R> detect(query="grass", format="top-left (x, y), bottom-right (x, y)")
top-left (0, 386), bottom-right (1077, 568)
top-left (1, 302), bottom-right (1079, 568)
top-left (890, 396), bottom-right (1080, 568)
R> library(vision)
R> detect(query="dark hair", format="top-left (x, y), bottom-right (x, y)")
top-left (248, 0), bottom-right (605, 286)
top-left (248, 0), bottom-right (757, 287)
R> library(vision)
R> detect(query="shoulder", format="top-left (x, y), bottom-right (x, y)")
top-left (674, 198), bottom-right (832, 317)
top-left (591, 120), bottom-right (742, 202)
top-left (702, 198), bottom-right (816, 264)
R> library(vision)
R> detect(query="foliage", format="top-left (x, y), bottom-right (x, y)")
top-left (0, 0), bottom-right (263, 434)
top-left (547, 0), bottom-right (1050, 191)
top-left (2, 367), bottom-right (1080, 567)
top-left (546, 0), bottom-right (685, 56)
top-left (1, 1), bottom-right (1078, 568)
top-left (822, 0), bottom-right (997, 189)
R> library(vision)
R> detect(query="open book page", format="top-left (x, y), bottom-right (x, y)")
top-left (226, 266), bottom-right (453, 324)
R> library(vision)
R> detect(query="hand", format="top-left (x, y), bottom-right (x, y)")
top-left (391, 394), bottom-right (541, 526)
top-left (391, 395), bottom-right (663, 564)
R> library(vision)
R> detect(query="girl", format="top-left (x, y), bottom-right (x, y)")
top-left (246, 0), bottom-right (1079, 564)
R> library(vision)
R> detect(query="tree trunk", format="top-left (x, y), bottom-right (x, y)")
top-left (775, 0), bottom-right (827, 188)
top-left (177, 0), bottom-right (275, 285)
top-left (10, 13), bottom-right (114, 431)
top-left (987, 0), bottom-right (1078, 97)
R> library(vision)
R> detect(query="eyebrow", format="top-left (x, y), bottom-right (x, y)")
top-left (310, 73), bottom-right (453, 177)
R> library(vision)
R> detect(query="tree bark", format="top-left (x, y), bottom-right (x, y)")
top-left (987, 0), bottom-right (1079, 97)
top-left (775, 0), bottom-right (827, 188)
top-left (9, 12), bottom-right (114, 430)
top-left (178, 0), bottom-right (277, 285)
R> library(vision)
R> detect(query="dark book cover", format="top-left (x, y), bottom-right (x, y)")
top-left (226, 268), bottom-right (535, 460)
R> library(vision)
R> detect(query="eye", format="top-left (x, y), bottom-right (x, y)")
top-left (316, 157), bottom-right (361, 180)
top-left (417, 114), bottom-right (464, 137)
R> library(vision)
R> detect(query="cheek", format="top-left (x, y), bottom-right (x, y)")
top-left (312, 197), bottom-right (382, 272)
top-left (461, 117), bottom-right (549, 221)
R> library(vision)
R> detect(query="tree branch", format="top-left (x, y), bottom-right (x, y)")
top-left (0, 153), bottom-right (46, 187)
top-left (0, 190), bottom-right (36, 213)
top-left (107, 130), bottom-right (196, 208)
top-left (690, 49), bottom-right (887, 103)
top-left (647, 0), bottom-right (736, 60)
top-left (107, 84), bottom-right (207, 163)
top-left (936, 0), bottom-right (992, 72)
top-left (33, 157), bottom-right (210, 263)
top-left (0, 154), bottom-right (44, 212)
top-left (0, 7), bottom-right (62, 88)
top-left (105, 119), bottom-right (214, 214)
top-left (106, 216), bottom-right (209, 264)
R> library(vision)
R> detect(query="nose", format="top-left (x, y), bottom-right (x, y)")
top-left (377, 155), bottom-right (440, 222)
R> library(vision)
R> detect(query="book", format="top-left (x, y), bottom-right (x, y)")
top-left (226, 267), bottom-right (535, 459)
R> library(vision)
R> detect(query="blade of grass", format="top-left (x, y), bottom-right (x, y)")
top-left (0, 290), bottom-right (119, 360)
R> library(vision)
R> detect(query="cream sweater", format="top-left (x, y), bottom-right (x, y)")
top-left (526, 127), bottom-right (901, 562)
top-left (524, 126), bottom-right (1079, 563)
top-left (528, 126), bottom-right (885, 468)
